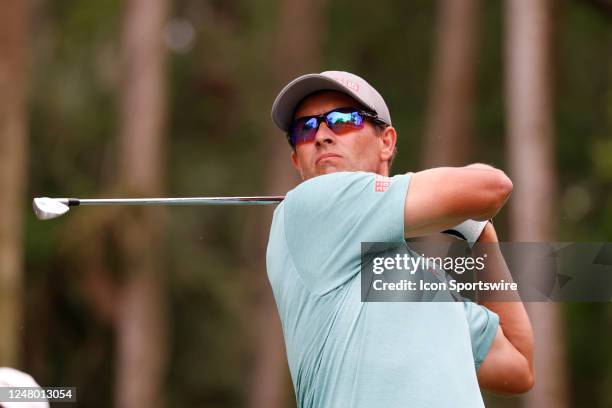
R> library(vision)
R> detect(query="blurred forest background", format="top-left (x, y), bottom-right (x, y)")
top-left (1, 0), bottom-right (611, 407)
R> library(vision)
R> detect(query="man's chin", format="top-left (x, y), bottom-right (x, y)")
top-left (302, 166), bottom-right (348, 180)
top-left (316, 164), bottom-right (346, 176)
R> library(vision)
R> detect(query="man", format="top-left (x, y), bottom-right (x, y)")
top-left (267, 71), bottom-right (534, 407)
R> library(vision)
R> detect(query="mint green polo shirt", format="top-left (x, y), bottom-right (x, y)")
top-left (266, 171), bottom-right (499, 408)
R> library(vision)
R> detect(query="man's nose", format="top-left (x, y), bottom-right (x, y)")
top-left (315, 121), bottom-right (336, 146)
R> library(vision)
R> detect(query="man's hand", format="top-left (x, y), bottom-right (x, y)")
top-left (474, 223), bottom-right (535, 394)
top-left (404, 165), bottom-right (512, 238)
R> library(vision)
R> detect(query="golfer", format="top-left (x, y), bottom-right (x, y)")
top-left (266, 71), bottom-right (534, 407)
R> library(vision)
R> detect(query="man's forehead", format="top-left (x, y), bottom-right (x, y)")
top-left (293, 91), bottom-right (363, 118)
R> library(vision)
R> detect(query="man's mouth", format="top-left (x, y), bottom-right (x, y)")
top-left (316, 153), bottom-right (342, 165)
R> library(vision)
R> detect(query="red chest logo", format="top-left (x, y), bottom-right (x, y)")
top-left (374, 175), bottom-right (391, 192)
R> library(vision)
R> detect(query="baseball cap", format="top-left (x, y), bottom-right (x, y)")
top-left (271, 70), bottom-right (392, 132)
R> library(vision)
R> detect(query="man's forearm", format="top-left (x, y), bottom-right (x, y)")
top-left (403, 165), bottom-right (513, 238)
top-left (474, 223), bottom-right (535, 375)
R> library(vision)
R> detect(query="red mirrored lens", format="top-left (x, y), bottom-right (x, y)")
top-left (290, 117), bottom-right (319, 146)
top-left (327, 110), bottom-right (364, 134)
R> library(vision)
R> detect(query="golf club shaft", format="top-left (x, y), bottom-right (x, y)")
top-left (52, 196), bottom-right (285, 206)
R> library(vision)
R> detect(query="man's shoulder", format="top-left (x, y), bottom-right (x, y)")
top-left (291, 171), bottom-right (370, 191)
top-left (286, 171), bottom-right (373, 203)
top-left (283, 171), bottom-right (410, 221)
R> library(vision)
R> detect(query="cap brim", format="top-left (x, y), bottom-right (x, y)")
top-left (271, 74), bottom-right (374, 132)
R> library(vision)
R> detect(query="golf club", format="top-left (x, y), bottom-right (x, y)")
top-left (33, 196), bottom-right (285, 221)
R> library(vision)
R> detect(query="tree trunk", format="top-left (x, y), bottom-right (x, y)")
top-left (424, 0), bottom-right (481, 168)
top-left (0, 0), bottom-right (29, 367)
top-left (114, 0), bottom-right (169, 407)
top-left (245, 1), bottom-right (327, 407)
top-left (504, 1), bottom-right (568, 407)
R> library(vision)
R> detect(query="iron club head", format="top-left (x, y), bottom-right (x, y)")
top-left (33, 197), bottom-right (70, 220)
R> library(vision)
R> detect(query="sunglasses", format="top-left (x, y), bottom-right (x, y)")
top-left (288, 107), bottom-right (387, 147)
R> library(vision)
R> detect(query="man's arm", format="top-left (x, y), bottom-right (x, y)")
top-left (474, 223), bottom-right (535, 394)
top-left (403, 164), bottom-right (533, 392)
top-left (404, 164), bottom-right (512, 238)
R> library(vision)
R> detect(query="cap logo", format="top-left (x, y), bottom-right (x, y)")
top-left (374, 175), bottom-right (391, 192)
top-left (333, 77), bottom-right (360, 92)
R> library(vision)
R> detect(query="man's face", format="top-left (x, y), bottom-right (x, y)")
top-left (290, 91), bottom-right (396, 180)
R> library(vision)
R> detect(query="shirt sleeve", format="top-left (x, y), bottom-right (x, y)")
top-left (463, 300), bottom-right (500, 370)
top-left (282, 171), bottom-right (411, 295)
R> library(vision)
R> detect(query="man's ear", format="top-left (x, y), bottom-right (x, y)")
top-left (379, 126), bottom-right (397, 161)
top-left (291, 149), bottom-right (308, 180)
top-left (291, 150), bottom-right (300, 171)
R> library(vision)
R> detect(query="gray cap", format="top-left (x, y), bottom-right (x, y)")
top-left (271, 70), bottom-right (392, 132)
